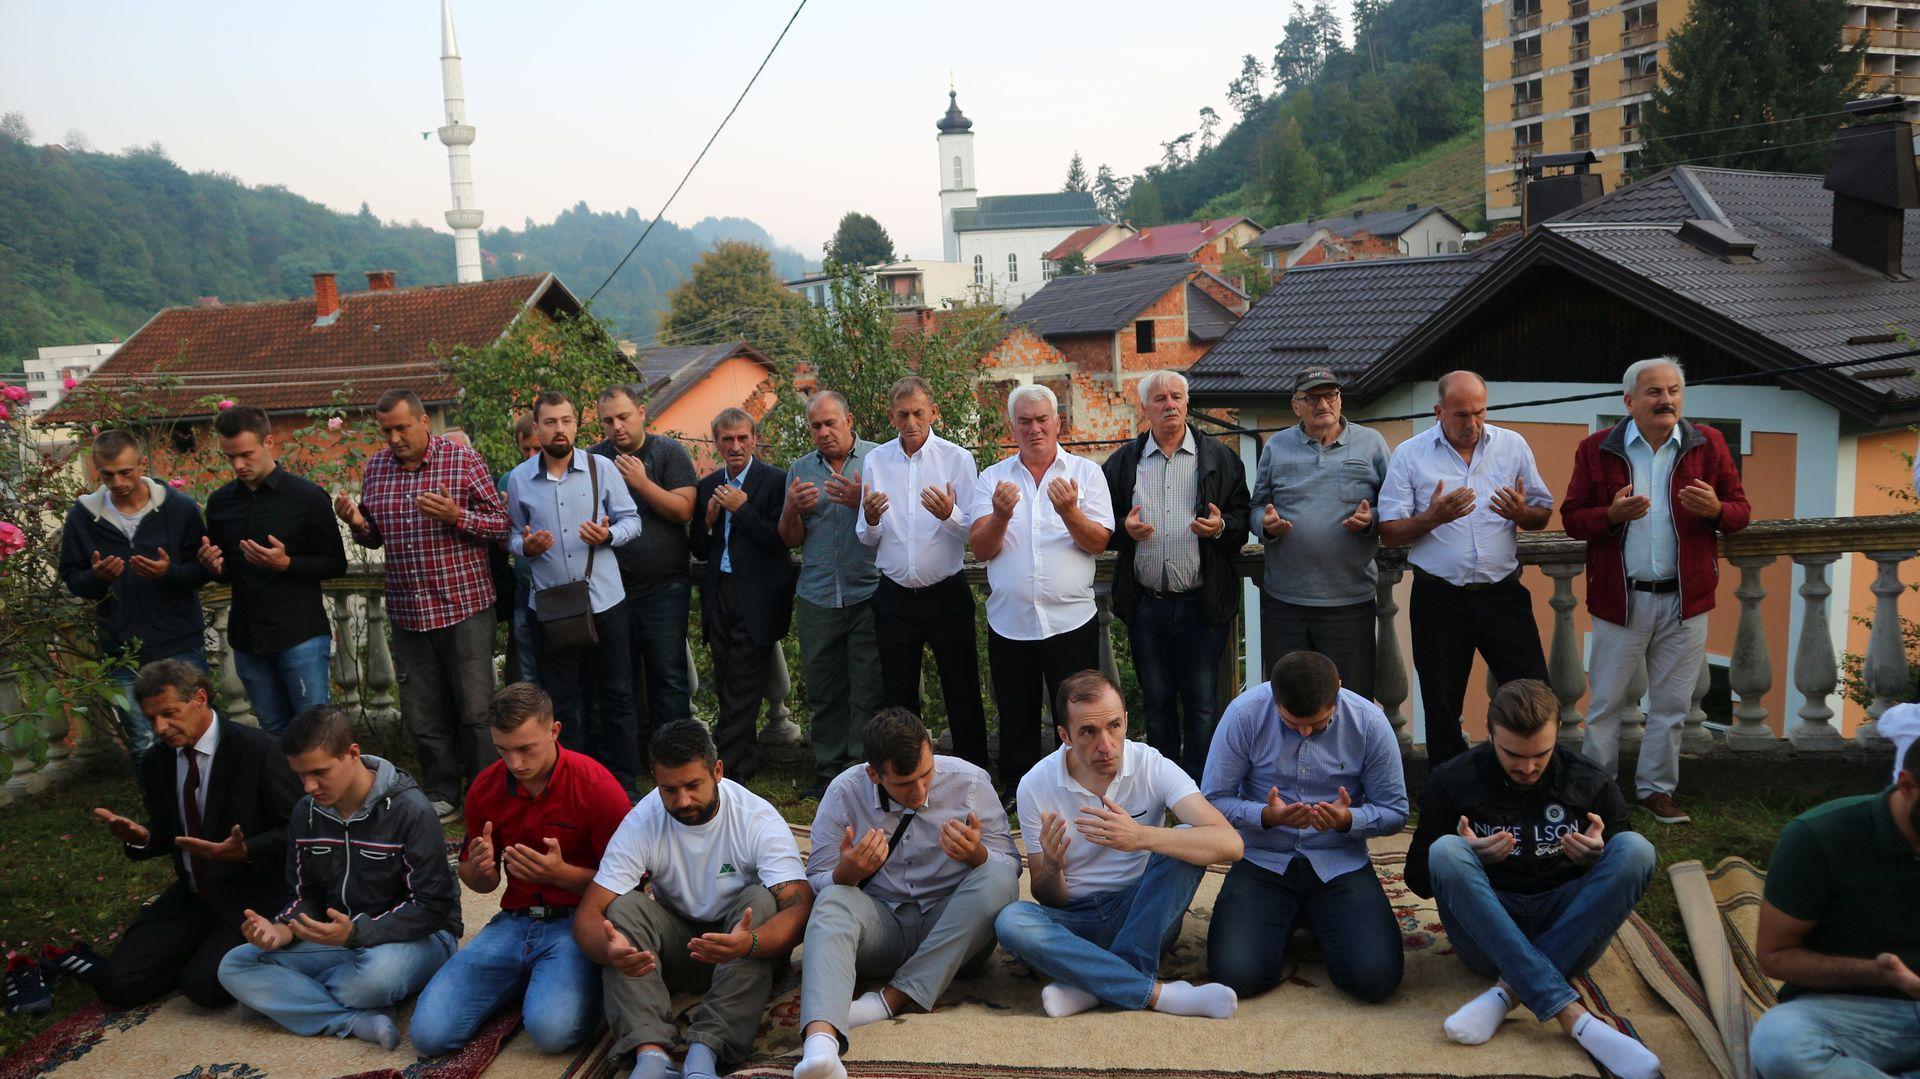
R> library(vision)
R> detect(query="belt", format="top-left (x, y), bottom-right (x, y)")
top-left (1413, 567), bottom-right (1518, 592)
top-left (881, 571), bottom-right (963, 596)
top-left (507, 904), bottom-right (575, 921)
top-left (1629, 578), bottom-right (1679, 594)
top-left (1139, 586), bottom-right (1202, 601)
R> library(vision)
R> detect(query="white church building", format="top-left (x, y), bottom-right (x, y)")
top-left (937, 91), bottom-right (1107, 305)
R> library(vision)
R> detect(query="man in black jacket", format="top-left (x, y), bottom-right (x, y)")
top-left (1102, 370), bottom-right (1250, 778)
top-left (217, 706), bottom-right (460, 1050)
top-left (87, 660), bottom-right (302, 1008)
top-left (58, 429), bottom-right (209, 782)
top-left (688, 408), bottom-right (794, 782)
top-left (1405, 680), bottom-right (1661, 1079)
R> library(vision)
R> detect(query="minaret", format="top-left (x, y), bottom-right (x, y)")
top-left (438, 0), bottom-right (484, 283)
top-left (936, 87), bottom-right (977, 263)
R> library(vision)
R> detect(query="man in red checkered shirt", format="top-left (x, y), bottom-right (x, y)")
top-left (334, 389), bottom-right (509, 819)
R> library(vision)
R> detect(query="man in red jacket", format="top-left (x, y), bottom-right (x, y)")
top-left (1562, 358), bottom-right (1750, 825)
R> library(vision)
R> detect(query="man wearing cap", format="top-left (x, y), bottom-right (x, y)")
top-left (1251, 368), bottom-right (1392, 699)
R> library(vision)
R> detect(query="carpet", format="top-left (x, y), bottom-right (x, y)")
top-left (1668, 856), bottom-right (1777, 1079)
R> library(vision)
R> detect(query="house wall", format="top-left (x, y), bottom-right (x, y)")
top-left (1394, 214), bottom-right (1468, 256)
top-left (1843, 428), bottom-right (1920, 730)
top-left (650, 356), bottom-right (779, 471)
top-left (957, 226), bottom-right (1085, 305)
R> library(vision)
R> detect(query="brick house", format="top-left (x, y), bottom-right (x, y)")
top-left (627, 340), bottom-right (779, 470)
top-left (1090, 216), bottom-right (1265, 271)
top-left (1251, 205), bottom-right (1470, 274)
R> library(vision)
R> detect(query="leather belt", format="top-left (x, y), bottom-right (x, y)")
top-left (509, 904), bottom-right (574, 921)
top-left (1629, 579), bottom-right (1679, 594)
top-left (1140, 586), bottom-right (1202, 601)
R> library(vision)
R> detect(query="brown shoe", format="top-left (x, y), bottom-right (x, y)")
top-left (1639, 792), bottom-right (1690, 824)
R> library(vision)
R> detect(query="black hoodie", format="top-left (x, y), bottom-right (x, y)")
top-left (1405, 741), bottom-right (1632, 899)
top-left (59, 479), bottom-right (209, 663)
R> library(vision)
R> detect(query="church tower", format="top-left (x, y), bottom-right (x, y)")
top-left (936, 90), bottom-right (977, 263)
top-left (438, 0), bottom-right (484, 283)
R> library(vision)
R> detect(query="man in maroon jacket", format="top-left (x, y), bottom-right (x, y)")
top-left (1562, 358), bottom-right (1750, 825)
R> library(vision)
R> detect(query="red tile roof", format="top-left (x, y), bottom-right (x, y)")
top-left (1043, 223), bottom-right (1118, 262)
top-left (47, 274), bottom-right (581, 423)
top-left (1092, 217), bottom-right (1260, 266)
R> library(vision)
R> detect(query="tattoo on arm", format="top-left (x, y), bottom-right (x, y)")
top-left (771, 881), bottom-right (806, 912)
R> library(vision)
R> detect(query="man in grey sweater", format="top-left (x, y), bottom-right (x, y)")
top-left (1251, 368), bottom-right (1392, 699)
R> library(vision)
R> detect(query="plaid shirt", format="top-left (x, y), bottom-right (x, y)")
top-left (350, 436), bottom-right (509, 632)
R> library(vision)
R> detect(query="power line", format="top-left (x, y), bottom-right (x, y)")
top-left (586, 0), bottom-right (810, 305)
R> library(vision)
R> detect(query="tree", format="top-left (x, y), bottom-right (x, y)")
top-left (825, 211), bottom-right (895, 267)
top-left (1352, 0), bottom-right (1385, 74)
top-left (61, 128), bottom-right (91, 153)
top-left (1127, 177), bottom-right (1167, 226)
top-left (1640, 0), bottom-right (1865, 176)
top-left (1227, 55), bottom-right (1267, 119)
top-left (1158, 134), bottom-right (1196, 171)
top-left (1310, 1), bottom-right (1347, 63)
top-left (657, 239), bottom-right (806, 349)
top-left (1197, 108), bottom-right (1222, 153)
top-left (1063, 152), bottom-right (1090, 193)
top-left (1263, 117), bottom-right (1326, 222)
top-left (1093, 164), bottom-right (1129, 220)
top-left (442, 309), bottom-right (633, 475)
top-left (1055, 250), bottom-right (1089, 277)
top-left (0, 112), bottom-right (31, 142)
top-left (1273, 4), bottom-right (1323, 93)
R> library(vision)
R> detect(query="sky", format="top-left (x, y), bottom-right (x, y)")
top-left (0, 1), bottom-right (1353, 262)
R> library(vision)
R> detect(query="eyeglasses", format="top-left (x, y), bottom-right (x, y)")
top-left (1293, 390), bottom-right (1341, 406)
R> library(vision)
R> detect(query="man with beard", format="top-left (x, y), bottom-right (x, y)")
top-left (507, 391), bottom-right (643, 791)
top-left (1563, 357), bottom-right (1749, 825)
top-left (573, 720), bottom-right (813, 1079)
top-left (1405, 680), bottom-right (1660, 1079)
top-left (1747, 738), bottom-right (1920, 1078)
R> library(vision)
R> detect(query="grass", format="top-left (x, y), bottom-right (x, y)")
top-left (1631, 791), bottom-right (1815, 974)
top-left (1195, 130), bottom-right (1488, 232)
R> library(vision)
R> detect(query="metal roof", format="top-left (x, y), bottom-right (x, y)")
top-left (952, 192), bottom-right (1107, 233)
top-left (1092, 217), bottom-right (1263, 266)
top-left (1253, 206), bottom-right (1465, 250)
top-left (1010, 262), bottom-right (1203, 337)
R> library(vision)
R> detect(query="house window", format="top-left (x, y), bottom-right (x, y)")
top-left (1135, 320), bottom-right (1156, 353)
top-left (953, 155), bottom-right (964, 187)
top-left (1007, 253), bottom-right (1019, 283)
top-left (972, 255), bottom-right (984, 284)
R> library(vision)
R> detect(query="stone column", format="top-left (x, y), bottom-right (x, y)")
top-left (328, 592), bottom-right (362, 717)
top-left (1543, 562), bottom-right (1587, 748)
top-left (760, 646), bottom-right (802, 745)
top-left (1727, 554), bottom-right (1776, 749)
top-left (1789, 553), bottom-right (1844, 749)
top-left (1374, 566), bottom-right (1412, 747)
top-left (1858, 549), bottom-right (1916, 747)
top-left (362, 593), bottom-right (401, 728)
top-left (1682, 650), bottom-right (1713, 753)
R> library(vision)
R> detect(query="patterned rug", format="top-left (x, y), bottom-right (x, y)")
top-left (1668, 856), bottom-right (1777, 1078)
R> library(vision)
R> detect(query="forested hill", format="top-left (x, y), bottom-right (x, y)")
top-left (0, 132), bottom-right (811, 372)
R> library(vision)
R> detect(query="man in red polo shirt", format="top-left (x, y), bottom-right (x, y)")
top-left (408, 683), bottom-right (631, 1058)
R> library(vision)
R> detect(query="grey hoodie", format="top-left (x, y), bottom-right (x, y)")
top-left (275, 755), bottom-right (461, 947)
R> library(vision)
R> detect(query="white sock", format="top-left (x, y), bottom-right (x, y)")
top-left (1443, 986), bottom-right (1513, 1045)
top-left (847, 990), bottom-right (892, 1028)
top-left (1149, 980), bottom-right (1238, 1019)
top-left (793, 1032), bottom-right (846, 1079)
top-left (630, 1047), bottom-right (675, 1079)
top-left (1571, 1012), bottom-right (1662, 1079)
top-left (1040, 982), bottom-right (1100, 1018)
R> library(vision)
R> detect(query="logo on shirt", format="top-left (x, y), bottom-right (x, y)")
top-left (1544, 803), bottom-right (1565, 825)
top-left (718, 863), bottom-right (737, 876)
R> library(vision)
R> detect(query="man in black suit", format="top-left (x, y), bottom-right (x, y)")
top-left (88, 659), bottom-right (302, 1008)
top-left (689, 407), bottom-right (794, 781)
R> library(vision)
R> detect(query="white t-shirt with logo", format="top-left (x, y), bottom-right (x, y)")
top-left (594, 777), bottom-right (805, 923)
top-left (1016, 740), bottom-right (1200, 902)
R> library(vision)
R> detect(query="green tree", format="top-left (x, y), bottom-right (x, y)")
top-left (1127, 177), bottom-right (1167, 226)
top-left (1227, 55), bottom-right (1267, 118)
top-left (1063, 152), bottom-right (1090, 193)
top-left (1094, 164), bottom-right (1129, 220)
top-left (1197, 107), bottom-right (1222, 152)
top-left (825, 211), bottom-right (896, 267)
top-left (1055, 250), bottom-right (1090, 277)
top-left (1273, 4), bottom-right (1324, 92)
top-left (1640, 0), bottom-right (1865, 175)
top-left (1263, 117), bottom-right (1326, 222)
top-left (442, 309), bottom-right (633, 475)
top-left (656, 239), bottom-right (805, 349)
top-left (0, 112), bottom-right (30, 142)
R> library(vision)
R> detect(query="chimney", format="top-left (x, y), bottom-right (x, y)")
top-left (1522, 150), bottom-right (1604, 228)
top-left (195, 295), bottom-right (221, 307)
top-left (1406, 202), bottom-right (1419, 212)
top-left (312, 272), bottom-right (340, 323)
top-left (365, 270), bottom-right (398, 291)
top-left (1824, 105), bottom-right (1919, 275)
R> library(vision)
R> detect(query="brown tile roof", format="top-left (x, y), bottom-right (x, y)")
top-left (1043, 223), bottom-right (1118, 262)
top-left (47, 274), bottom-right (581, 423)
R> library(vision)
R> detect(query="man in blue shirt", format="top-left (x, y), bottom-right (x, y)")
top-left (1201, 649), bottom-right (1409, 1003)
top-left (507, 391), bottom-right (643, 791)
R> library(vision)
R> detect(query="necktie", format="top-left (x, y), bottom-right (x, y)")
top-left (182, 749), bottom-right (208, 891)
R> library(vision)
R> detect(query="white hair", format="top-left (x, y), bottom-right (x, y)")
top-left (1623, 356), bottom-right (1685, 395)
top-left (1006, 382), bottom-right (1058, 420)
top-left (1136, 369), bottom-right (1189, 404)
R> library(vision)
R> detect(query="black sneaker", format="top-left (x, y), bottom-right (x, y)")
top-left (5, 951), bottom-right (52, 1016)
top-left (41, 940), bottom-right (104, 985)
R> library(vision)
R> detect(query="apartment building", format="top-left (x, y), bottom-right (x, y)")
top-left (1482, 0), bottom-right (1920, 222)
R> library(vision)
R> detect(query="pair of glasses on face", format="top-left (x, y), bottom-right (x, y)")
top-left (1294, 390), bottom-right (1341, 406)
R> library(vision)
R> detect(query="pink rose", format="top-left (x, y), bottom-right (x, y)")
top-left (217, 399), bottom-right (235, 411)
top-left (1, 385), bottom-right (24, 402)
top-left (0, 522), bottom-right (25, 558)
top-left (168, 478), bottom-right (186, 489)
top-left (62, 376), bottom-right (77, 390)
top-left (327, 416), bottom-right (344, 431)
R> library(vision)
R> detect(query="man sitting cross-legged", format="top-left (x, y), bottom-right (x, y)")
top-left (573, 719), bottom-right (814, 1079)
top-left (1404, 680), bottom-right (1660, 1079)
top-left (408, 682), bottom-right (633, 1057)
top-left (793, 707), bottom-right (1020, 1079)
top-left (1746, 737), bottom-right (1920, 1079)
top-left (217, 705), bottom-right (461, 1050)
top-left (993, 669), bottom-right (1244, 1020)
top-left (1202, 650), bottom-right (1409, 1004)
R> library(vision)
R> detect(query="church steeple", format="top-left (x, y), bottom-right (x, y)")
top-left (936, 86), bottom-right (977, 262)
top-left (936, 90), bottom-right (973, 134)
top-left (437, 0), bottom-right (484, 283)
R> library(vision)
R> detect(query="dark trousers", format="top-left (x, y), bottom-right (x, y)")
top-left (391, 608), bottom-right (498, 805)
top-left (704, 574), bottom-right (770, 781)
top-left (1409, 570), bottom-right (1548, 766)
top-left (873, 573), bottom-right (988, 771)
top-left (1206, 857), bottom-right (1404, 1003)
top-left (95, 883), bottom-right (250, 1009)
top-left (1128, 592), bottom-right (1230, 779)
top-left (987, 616), bottom-right (1100, 790)
top-left (1261, 595), bottom-right (1378, 701)
top-left (626, 579), bottom-right (694, 739)
top-left (537, 600), bottom-right (641, 791)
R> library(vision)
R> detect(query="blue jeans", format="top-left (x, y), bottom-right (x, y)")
top-left (1428, 831), bottom-right (1655, 1021)
top-left (1207, 856), bottom-right (1404, 1002)
top-left (1128, 594), bottom-right (1229, 779)
top-left (409, 912), bottom-right (599, 1057)
top-left (993, 852), bottom-right (1207, 1010)
top-left (627, 580), bottom-right (693, 731)
top-left (1750, 992), bottom-right (1920, 1079)
top-left (111, 649), bottom-right (207, 775)
top-left (217, 931), bottom-right (457, 1038)
top-left (231, 634), bottom-right (332, 735)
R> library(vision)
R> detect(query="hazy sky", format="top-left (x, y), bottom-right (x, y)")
top-left (2, 1), bottom-right (1352, 264)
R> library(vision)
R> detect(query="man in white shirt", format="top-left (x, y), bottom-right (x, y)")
top-left (793, 708), bottom-right (1019, 1079)
top-left (994, 671), bottom-right (1244, 1020)
top-left (1378, 371), bottom-right (1553, 765)
top-left (969, 384), bottom-right (1115, 790)
top-left (856, 377), bottom-right (988, 770)
top-left (571, 720), bottom-right (814, 1079)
